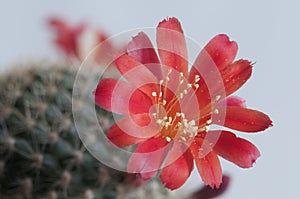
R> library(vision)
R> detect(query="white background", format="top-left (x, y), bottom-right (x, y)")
top-left (0, 1), bottom-right (298, 198)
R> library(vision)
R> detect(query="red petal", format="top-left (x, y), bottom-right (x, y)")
top-left (160, 142), bottom-right (194, 190)
top-left (191, 60), bottom-right (252, 105)
top-left (217, 96), bottom-right (246, 108)
top-left (190, 142), bottom-right (222, 189)
top-left (127, 137), bottom-right (169, 180)
top-left (212, 131), bottom-right (260, 168)
top-left (94, 78), bottom-right (152, 115)
top-left (156, 17), bottom-right (188, 76)
top-left (107, 114), bottom-right (160, 148)
top-left (107, 123), bottom-right (145, 148)
top-left (115, 53), bottom-right (159, 97)
top-left (188, 49), bottom-right (224, 111)
top-left (188, 34), bottom-right (238, 109)
top-left (127, 32), bottom-right (163, 80)
top-left (222, 59), bottom-right (253, 96)
top-left (215, 107), bottom-right (272, 132)
top-left (204, 34), bottom-right (238, 70)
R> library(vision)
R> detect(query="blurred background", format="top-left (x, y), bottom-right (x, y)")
top-left (0, 0), bottom-right (298, 198)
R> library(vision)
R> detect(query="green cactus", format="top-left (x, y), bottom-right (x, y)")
top-left (0, 62), bottom-right (179, 199)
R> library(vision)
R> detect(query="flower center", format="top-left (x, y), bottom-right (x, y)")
top-left (150, 69), bottom-right (210, 142)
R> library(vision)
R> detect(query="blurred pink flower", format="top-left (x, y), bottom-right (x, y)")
top-left (48, 17), bottom-right (114, 65)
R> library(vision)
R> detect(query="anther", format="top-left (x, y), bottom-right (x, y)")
top-left (195, 75), bottom-right (200, 82)
top-left (151, 92), bottom-right (157, 97)
top-left (166, 137), bottom-right (171, 142)
top-left (180, 93), bottom-right (184, 99)
top-left (214, 109), bottom-right (219, 114)
top-left (205, 126), bottom-right (209, 132)
top-left (165, 122), bottom-right (170, 128)
top-left (162, 100), bottom-right (167, 106)
top-left (157, 119), bottom-right (163, 125)
top-left (215, 95), bottom-right (221, 101)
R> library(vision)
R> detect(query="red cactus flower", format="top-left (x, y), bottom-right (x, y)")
top-left (48, 17), bottom-right (113, 63)
top-left (94, 17), bottom-right (272, 190)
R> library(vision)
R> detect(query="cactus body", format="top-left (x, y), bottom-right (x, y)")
top-left (0, 63), bottom-right (177, 199)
